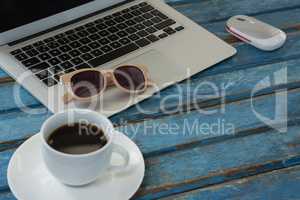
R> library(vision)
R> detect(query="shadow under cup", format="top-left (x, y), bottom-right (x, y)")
top-left (41, 109), bottom-right (115, 186)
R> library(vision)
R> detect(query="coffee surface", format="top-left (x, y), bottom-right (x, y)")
top-left (47, 123), bottom-right (107, 155)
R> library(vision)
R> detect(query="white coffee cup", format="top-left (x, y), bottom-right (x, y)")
top-left (41, 109), bottom-right (130, 186)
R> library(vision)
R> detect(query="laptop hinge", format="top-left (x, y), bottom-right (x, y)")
top-left (8, 0), bottom-right (134, 46)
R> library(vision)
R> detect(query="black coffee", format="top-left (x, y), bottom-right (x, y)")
top-left (47, 123), bottom-right (108, 155)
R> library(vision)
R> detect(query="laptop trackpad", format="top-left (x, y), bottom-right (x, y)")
top-left (75, 50), bottom-right (185, 116)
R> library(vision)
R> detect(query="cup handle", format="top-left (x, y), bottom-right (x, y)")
top-left (109, 143), bottom-right (131, 174)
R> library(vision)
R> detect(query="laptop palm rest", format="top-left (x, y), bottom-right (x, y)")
top-left (63, 50), bottom-right (185, 116)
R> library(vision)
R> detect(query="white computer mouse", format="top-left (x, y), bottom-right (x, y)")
top-left (226, 15), bottom-right (286, 51)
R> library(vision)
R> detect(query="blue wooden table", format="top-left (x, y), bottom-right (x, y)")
top-left (1, 0), bottom-right (300, 199)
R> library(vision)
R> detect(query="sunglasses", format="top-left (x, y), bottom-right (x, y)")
top-left (61, 65), bottom-right (151, 104)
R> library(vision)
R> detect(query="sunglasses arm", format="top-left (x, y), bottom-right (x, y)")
top-left (63, 92), bottom-right (74, 104)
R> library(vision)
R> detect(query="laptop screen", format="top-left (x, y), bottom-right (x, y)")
top-left (0, 0), bottom-right (94, 33)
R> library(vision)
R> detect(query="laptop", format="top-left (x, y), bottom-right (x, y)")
top-left (0, 0), bottom-right (236, 116)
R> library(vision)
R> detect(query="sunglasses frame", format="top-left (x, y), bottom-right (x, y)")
top-left (61, 65), bottom-right (151, 104)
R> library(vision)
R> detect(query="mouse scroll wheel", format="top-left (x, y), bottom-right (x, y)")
top-left (236, 17), bottom-right (246, 21)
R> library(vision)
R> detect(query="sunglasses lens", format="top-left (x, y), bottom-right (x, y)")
top-left (71, 71), bottom-right (104, 98)
top-left (114, 66), bottom-right (146, 91)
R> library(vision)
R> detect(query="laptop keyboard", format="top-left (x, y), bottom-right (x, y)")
top-left (10, 2), bottom-right (184, 87)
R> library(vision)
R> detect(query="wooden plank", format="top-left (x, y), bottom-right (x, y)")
top-left (0, 191), bottom-right (15, 200)
top-left (161, 165), bottom-right (300, 200)
top-left (1, 88), bottom-right (300, 191)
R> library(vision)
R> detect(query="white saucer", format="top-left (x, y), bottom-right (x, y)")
top-left (7, 131), bottom-right (145, 200)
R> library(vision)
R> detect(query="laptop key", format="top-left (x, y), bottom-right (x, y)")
top-left (147, 34), bottom-right (159, 42)
top-left (81, 53), bottom-right (93, 61)
top-left (152, 17), bottom-right (162, 24)
top-left (136, 38), bottom-right (151, 47)
top-left (26, 49), bottom-right (39, 57)
top-left (85, 22), bottom-right (95, 28)
top-left (115, 16), bottom-right (125, 23)
top-left (77, 30), bottom-right (89, 38)
top-left (38, 53), bottom-right (51, 61)
top-left (116, 23), bottom-right (128, 30)
top-left (129, 34), bottom-right (140, 41)
top-left (76, 63), bottom-right (92, 70)
top-left (159, 33), bottom-right (168, 39)
top-left (125, 20), bottom-right (136, 26)
top-left (48, 58), bottom-right (61, 65)
top-left (65, 29), bottom-right (75, 35)
top-left (42, 77), bottom-right (57, 87)
top-left (71, 57), bottom-right (84, 65)
top-left (89, 34), bottom-right (100, 41)
top-left (65, 68), bottom-right (76, 74)
top-left (105, 20), bottom-right (116, 26)
top-left (36, 45), bottom-right (50, 53)
top-left (67, 34), bottom-right (79, 41)
top-left (143, 20), bottom-right (154, 27)
top-left (70, 41), bottom-right (82, 48)
top-left (151, 10), bottom-right (169, 20)
top-left (123, 13), bottom-right (134, 20)
top-left (35, 70), bottom-right (51, 80)
top-left (164, 27), bottom-right (176, 35)
top-left (29, 62), bottom-right (50, 73)
top-left (133, 16), bottom-right (144, 23)
top-left (79, 37), bottom-right (92, 44)
top-left (126, 27), bottom-right (137, 34)
top-left (44, 37), bottom-right (55, 43)
top-left (146, 27), bottom-right (157, 34)
top-left (49, 66), bottom-right (63, 74)
top-left (98, 38), bottom-right (109, 45)
top-left (117, 31), bottom-right (128, 37)
top-left (89, 42), bottom-right (101, 49)
top-left (89, 43), bottom-right (139, 67)
top-left (22, 45), bottom-right (33, 51)
top-left (131, 10), bottom-right (142, 16)
top-left (79, 45), bottom-right (91, 53)
top-left (22, 57), bottom-right (40, 67)
top-left (69, 50), bottom-right (81, 57)
top-left (55, 33), bottom-right (66, 39)
top-left (119, 38), bottom-right (131, 45)
top-left (101, 45), bottom-right (113, 53)
top-left (139, 5), bottom-right (154, 13)
top-left (96, 23), bottom-right (107, 30)
top-left (108, 34), bottom-right (119, 42)
top-left (61, 61), bottom-right (74, 69)
top-left (48, 42), bottom-right (60, 49)
top-left (59, 54), bottom-right (71, 61)
top-left (10, 49), bottom-right (22, 55)
top-left (15, 53), bottom-right (28, 61)
top-left (108, 26), bottom-right (119, 34)
top-left (87, 27), bottom-right (98, 34)
top-left (135, 24), bottom-right (146, 30)
top-left (142, 13), bottom-right (153, 20)
top-left (49, 49), bottom-right (62, 57)
top-left (111, 42), bottom-right (122, 49)
top-left (57, 38), bottom-right (70, 45)
top-left (59, 45), bottom-right (72, 52)
top-left (137, 30), bottom-right (148, 37)
top-left (154, 19), bottom-right (176, 30)
top-left (91, 49), bottom-right (103, 57)
top-left (175, 26), bottom-right (185, 31)
top-left (99, 30), bottom-right (110, 37)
